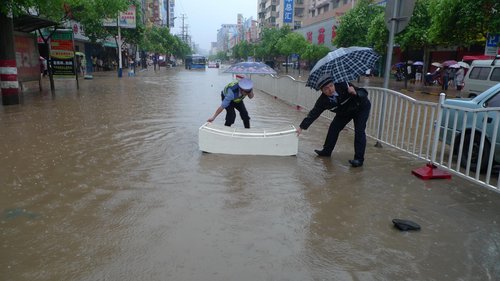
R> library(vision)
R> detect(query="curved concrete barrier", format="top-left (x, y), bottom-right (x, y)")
top-left (199, 122), bottom-right (298, 156)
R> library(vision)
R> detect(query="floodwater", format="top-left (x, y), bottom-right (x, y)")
top-left (1, 68), bottom-right (499, 281)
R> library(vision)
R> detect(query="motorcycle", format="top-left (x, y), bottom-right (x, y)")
top-left (424, 69), bottom-right (442, 86)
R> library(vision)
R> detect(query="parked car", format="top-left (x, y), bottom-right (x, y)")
top-left (207, 61), bottom-right (219, 68)
top-left (440, 83), bottom-right (500, 170)
top-left (461, 55), bottom-right (500, 98)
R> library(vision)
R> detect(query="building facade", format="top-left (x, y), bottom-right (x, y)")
top-left (255, 0), bottom-right (354, 48)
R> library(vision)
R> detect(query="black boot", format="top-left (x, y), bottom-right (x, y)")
top-left (243, 120), bottom-right (250, 129)
top-left (348, 159), bottom-right (363, 167)
top-left (314, 149), bottom-right (331, 157)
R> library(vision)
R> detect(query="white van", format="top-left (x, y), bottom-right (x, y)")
top-left (462, 55), bottom-right (500, 98)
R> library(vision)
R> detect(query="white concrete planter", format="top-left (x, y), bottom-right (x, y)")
top-left (199, 122), bottom-right (298, 156)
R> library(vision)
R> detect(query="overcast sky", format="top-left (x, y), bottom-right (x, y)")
top-left (171, 0), bottom-right (258, 53)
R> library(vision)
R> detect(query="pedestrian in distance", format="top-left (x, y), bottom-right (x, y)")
top-left (296, 75), bottom-right (371, 167)
top-left (80, 54), bottom-right (86, 77)
top-left (455, 66), bottom-right (465, 91)
top-left (207, 78), bottom-right (254, 129)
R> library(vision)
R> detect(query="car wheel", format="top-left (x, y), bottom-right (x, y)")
top-left (460, 133), bottom-right (491, 172)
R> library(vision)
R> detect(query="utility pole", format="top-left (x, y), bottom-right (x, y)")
top-left (165, 0), bottom-right (169, 27)
top-left (180, 14), bottom-right (187, 43)
top-left (0, 8), bottom-right (19, 105)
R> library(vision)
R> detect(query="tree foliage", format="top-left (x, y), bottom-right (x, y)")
top-left (395, 0), bottom-right (433, 51)
top-left (333, 0), bottom-right (384, 47)
top-left (141, 26), bottom-right (191, 58)
top-left (300, 44), bottom-right (331, 62)
top-left (232, 41), bottom-right (254, 60)
top-left (276, 32), bottom-right (309, 58)
top-left (428, 0), bottom-right (499, 47)
top-left (254, 26), bottom-right (293, 61)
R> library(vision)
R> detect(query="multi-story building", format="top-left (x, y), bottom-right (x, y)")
top-left (217, 24), bottom-right (238, 53)
top-left (257, 0), bottom-right (278, 34)
top-left (144, 0), bottom-right (174, 27)
top-left (255, 0), bottom-right (358, 48)
top-left (293, 0), bottom-right (355, 49)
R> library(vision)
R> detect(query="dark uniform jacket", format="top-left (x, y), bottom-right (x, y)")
top-left (300, 82), bottom-right (366, 130)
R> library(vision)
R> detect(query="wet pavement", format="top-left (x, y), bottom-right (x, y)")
top-left (1, 67), bottom-right (499, 281)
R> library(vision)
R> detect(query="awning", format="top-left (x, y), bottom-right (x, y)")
top-left (13, 15), bottom-right (59, 33)
top-left (462, 55), bottom-right (495, 61)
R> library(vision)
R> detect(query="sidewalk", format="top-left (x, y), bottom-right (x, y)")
top-left (277, 69), bottom-right (463, 99)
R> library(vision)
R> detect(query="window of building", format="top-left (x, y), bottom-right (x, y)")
top-left (332, 0), bottom-right (340, 9)
top-left (294, 21), bottom-right (301, 29)
top-left (295, 0), bottom-right (304, 4)
top-left (295, 8), bottom-right (304, 17)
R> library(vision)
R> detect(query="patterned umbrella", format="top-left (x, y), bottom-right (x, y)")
top-left (306, 47), bottom-right (380, 90)
top-left (223, 61), bottom-right (276, 75)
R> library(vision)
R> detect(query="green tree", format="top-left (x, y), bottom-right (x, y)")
top-left (255, 26), bottom-right (292, 61)
top-left (142, 26), bottom-right (174, 54)
top-left (231, 41), bottom-right (254, 60)
top-left (333, 0), bottom-right (384, 47)
top-left (428, 0), bottom-right (499, 47)
top-left (366, 12), bottom-right (387, 55)
top-left (1, 0), bottom-right (130, 36)
top-left (301, 44), bottom-right (331, 69)
top-left (276, 32), bottom-right (309, 58)
top-left (395, 0), bottom-right (432, 51)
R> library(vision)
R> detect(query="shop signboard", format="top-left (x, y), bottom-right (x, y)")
top-left (103, 5), bottom-right (136, 28)
top-left (50, 30), bottom-right (76, 77)
top-left (283, 0), bottom-right (294, 24)
top-left (296, 18), bottom-right (338, 49)
top-left (14, 32), bottom-right (40, 82)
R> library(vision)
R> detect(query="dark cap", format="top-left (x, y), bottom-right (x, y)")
top-left (318, 74), bottom-right (333, 90)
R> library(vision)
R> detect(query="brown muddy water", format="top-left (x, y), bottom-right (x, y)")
top-left (1, 67), bottom-right (499, 281)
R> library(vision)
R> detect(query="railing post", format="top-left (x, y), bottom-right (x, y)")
top-left (430, 93), bottom-right (446, 164)
top-left (411, 92), bottom-right (451, 180)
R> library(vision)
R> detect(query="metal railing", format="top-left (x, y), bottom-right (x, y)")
top-left (253, 74), bottom-right (500, 192)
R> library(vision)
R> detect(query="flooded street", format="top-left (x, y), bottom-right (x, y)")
top-left (1, 68), bottom-right (499, 281)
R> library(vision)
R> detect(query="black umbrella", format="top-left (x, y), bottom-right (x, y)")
top-left (306, 47), bottom-right (380, 90)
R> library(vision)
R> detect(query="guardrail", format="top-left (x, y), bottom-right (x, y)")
top-left (253, 74), bottom-right (499, 192)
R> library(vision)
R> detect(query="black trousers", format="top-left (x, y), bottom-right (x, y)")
top-left (221, 94), bottom-right (250, 128)
top-left (323, 99), bottom-right (371, 161)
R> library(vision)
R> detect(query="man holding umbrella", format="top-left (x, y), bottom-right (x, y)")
top-left (297, 47), bottom-right (379, 167)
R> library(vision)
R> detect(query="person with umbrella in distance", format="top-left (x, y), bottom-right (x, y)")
top-left (207, 78), bottom-right (254, 129)
top-left (297, 47), bottom-right (379, 167)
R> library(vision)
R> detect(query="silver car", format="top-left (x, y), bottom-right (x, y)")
top-left (440, 83), bottom-right (500, 171)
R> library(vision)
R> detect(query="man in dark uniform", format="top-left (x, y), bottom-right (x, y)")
top-left (207, 78), bottom-right (254, 129)
top-left (296, 76), bottom-right (371, 167)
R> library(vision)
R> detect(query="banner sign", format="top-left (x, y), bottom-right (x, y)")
top-left (103, 5), bottom-right (136, 28)
top-left (14, 32), bottom-right (40, 82)
top-left (50, 30), bottom-right (76, 77)
top-left (283, 0), bottom-right (294, 23)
